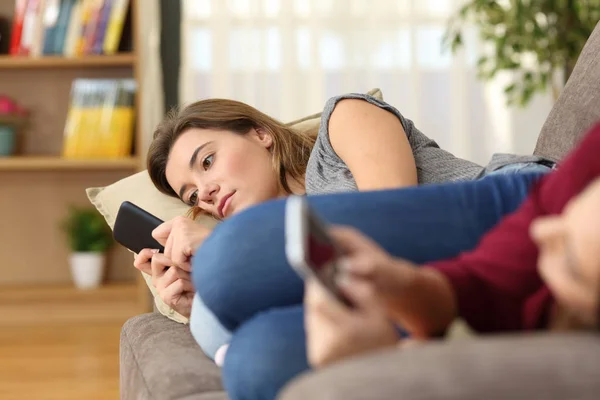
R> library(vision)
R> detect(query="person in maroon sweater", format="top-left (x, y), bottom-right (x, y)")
top-left (305, 122), bottom-right (600, 367)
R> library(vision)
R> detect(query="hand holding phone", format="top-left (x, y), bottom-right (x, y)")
top-left (151, 216), bottom-right (212, 269)
top-left (115, 202), bottom-right (195, 317)
top-left (285, 196), bottom-right (353, 307)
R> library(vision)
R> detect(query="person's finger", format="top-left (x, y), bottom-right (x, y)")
top-left (133, 248), bottom-right (157, 275)
top-left (152, 219), bottom-right (173, 246)
top-left (329, 226), bottom-right (380, 254)
top-left (164, 230), bottom-right (175, 262)
top-left (171, 239), bottom-right (191, 267)
top-left (161, 279), bottom-right (195, 306)
top-left (338, 253), bottom-right (378, 278)
top-left (150, 253), bottom-right (171, 284)
top-left (134, 261), bottom-right (152, 275)
top-left (337, 275), bottom-right (380, 312)
top-left (305, 279), bottom-right (350, 323)
top-left (158, 265), bottom-right (188, 288)
top-left (177, 259), bottom-right (192, 273)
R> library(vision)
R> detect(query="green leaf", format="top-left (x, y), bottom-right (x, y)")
top-left (441, 0), bottom-right (599, 107)
top-left (451, 34), bottom-right (463, 52)
top-left (504, 83), bottom-right (517, 94)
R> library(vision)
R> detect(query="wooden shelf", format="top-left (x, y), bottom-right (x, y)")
top-left (0, 53), bottom-right (136, 69)
top-left (0, 156), bottom-right (140, 170)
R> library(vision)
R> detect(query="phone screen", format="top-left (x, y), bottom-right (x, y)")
top-left (306, 212), bottom-right (353, 307)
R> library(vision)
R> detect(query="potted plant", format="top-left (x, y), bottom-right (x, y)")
top-left (61, 206), bottom-right (113, 289)
top-left (444, 0), bottom-right (600, 106)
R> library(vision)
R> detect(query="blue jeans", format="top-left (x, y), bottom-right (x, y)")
top-left (191, 168), bottom-right (549, 400)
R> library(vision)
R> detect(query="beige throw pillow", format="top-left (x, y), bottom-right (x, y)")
top-left (86, 88), bottom-right (384, 323)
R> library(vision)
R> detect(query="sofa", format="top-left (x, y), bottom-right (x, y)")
top-left (115, 22), bottom-right (600, 400)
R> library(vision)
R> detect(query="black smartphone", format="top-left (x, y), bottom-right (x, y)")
top-left (113, 201), bottom-right (165, 254)
top-left (285, 196), bottom-right (353, 307)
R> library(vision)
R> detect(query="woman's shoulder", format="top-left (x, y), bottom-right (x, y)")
top-left (317, 92), bottom-right (424, 150)
top-left (321, 92), bottom-right (389, 117)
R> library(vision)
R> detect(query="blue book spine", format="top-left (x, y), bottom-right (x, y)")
top-left (53, 0), bottom-right (77, 55)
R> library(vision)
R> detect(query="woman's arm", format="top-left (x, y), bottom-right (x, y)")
top-left (426, 123), bottom-right (600, 332)
top-left (328, 99), bottom-right (418, 191)
top-left (378, 263), bottom-right (457, 337)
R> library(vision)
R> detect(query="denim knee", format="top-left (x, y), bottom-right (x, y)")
top-left (222, 306), bottom-right (309, 400)
top-left (192, 211), bottom-right (253, 330)
top-left (191, 199), bottom-right (295, 330)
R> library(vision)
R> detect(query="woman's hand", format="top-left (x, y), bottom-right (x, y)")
top-left (133, 249), bottom-right (194, 317)
top-left (305, 275), bottom-right (399, 368)
top-left (331, 226), bottom-right (413, 309)
top-left (152, 216), bottom-right (212, 271)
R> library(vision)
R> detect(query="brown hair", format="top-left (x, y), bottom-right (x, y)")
top-left (147, 99), bottom-right (317, 216)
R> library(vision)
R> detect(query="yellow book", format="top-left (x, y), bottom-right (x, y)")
top-left (103, 0), bottom-right (129, 55)
top-left (115, 79), bottom-right (136, 157)
top-left (62, 80), bottom-right (85, 158)
top-left (73, 80), bottom-right (89, 157)
top-left (97, 80), bottom-right (119, 158)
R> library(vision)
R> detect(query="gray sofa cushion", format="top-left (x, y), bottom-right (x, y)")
top-left (534, 21), bottom-right (600, 161)
top-left (120, 313), bottom-right (226, 400)
top-left (279, 333), bottom-right (600, 400)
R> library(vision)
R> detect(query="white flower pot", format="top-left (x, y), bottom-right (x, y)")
top-left (69, 252), bottom-right (106, 290)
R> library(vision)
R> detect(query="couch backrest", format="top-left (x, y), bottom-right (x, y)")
top-left (534, 21), bottom-right (600, 161)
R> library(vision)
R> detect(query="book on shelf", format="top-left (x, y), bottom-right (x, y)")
top-left (62, 78), bottom-right (136, 159)
top-left (8, 0), bottom-right (131, 57)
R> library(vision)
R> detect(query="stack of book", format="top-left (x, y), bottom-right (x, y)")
top-left (8, 0), bottom-right (130, 57)
top-left (62, 78), bottom-right (136, 159)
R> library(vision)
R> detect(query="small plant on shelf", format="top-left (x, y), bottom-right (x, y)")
top-left (60, 206), bottom-right (113, 289)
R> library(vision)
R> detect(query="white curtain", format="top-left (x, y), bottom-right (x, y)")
top-left (137, 0), bottom-right (165, 162)
top-left (180, 0), bottom-right (553, 165)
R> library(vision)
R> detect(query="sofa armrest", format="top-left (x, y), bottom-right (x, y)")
top-left (534, 21), bottom-right (600, 161)
top-left (120, 313), bottom-right (225, 400)
top-left (279, 333), bottom-right (600, 400)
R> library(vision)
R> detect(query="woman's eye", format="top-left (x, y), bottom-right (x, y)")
top-left (189, 190), bottom-right (198, 206)
top-left (202, 154), bottom-right (214, 170)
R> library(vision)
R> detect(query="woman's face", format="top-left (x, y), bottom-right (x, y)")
top-left (530, 179), bottom-right (600, 327)
top-left (165, 127), bottom-right (283, 219)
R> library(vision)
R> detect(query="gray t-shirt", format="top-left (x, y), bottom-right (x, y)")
top-left (305, 93), bottom-right (546, 195)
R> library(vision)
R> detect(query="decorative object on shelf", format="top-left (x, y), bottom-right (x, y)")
top-left (60, 205), bottom-right (113, 289)
top-left (0, 95), bottom-right (28, 156)
top-left (444, 0), bottom-right (600, 107)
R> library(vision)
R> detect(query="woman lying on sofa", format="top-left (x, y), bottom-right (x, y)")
top-left (135, 93), bottom-right (551, 354)
top-left (182, 121), bottom-right (599, 400)
top-left (136, 95), bottom-right (550, 398)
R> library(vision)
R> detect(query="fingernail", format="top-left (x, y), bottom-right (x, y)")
top-left (338, 257), bottom-right (352, 272)
top-left (335, 271), bottom-right (351, 288)
top-left (151, 249), bottom-right (160, 254)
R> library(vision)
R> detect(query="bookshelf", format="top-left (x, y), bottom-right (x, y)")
top-left (0, 0), bottom-right (149, 311)
top-left (0, 155), bottom-right (140, 170)
top-left (0, 53), bottom-right (136, 69)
